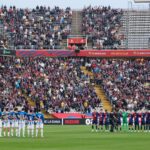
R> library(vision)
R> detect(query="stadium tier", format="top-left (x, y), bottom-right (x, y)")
top-left (0, 57), bottom-right (149, 114)
top-left (0, 57), bottom-right (101, 113)
top-left (82, 6), bottom-right (123, 49)
top-left (0, 6), bottom-right (72, 49)
top-left (86, 58), bottom-right (150, 111)
top-left (0, 5), bottom-right (150, 50)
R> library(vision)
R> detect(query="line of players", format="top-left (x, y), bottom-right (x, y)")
top-left (92, 109), bottom-right (150, 132)
top-left (0, 108), bottom-right (44, 137)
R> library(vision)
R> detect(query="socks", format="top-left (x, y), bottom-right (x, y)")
top-left (23, 128), bottom-right (25, 137)
top-left (32, 129), bottom-right (34, 137)
top-left (8, 131), bottom-right (10, 137)
top-left (41, 129), bottom-right (43, 137)
top-left (28, 129), bottom-right (30, 137)
top-left (0, 128), bottom-right (2, 137)
top-left (18, 128), bottom-right (21, 137)
top-left (36, 129), bottom-right (38, 137)
top-left (16, 128), bottom-right (18, 137)
top-left (4, 131), bottom-right (6, 136)
top-left (11, 129), bottom-right (14, 136)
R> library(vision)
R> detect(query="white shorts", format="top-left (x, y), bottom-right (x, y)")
top-left (14, 121), bottom-right (19, 128)
top-left (28, 122), bottom-right (34, 129)
top-left (11, 121), bottom-right (15, 128)
top-left (0, 120), bottom-right (2, 128)
top-left (19, 120), bottom-right (26, 129)
top-left (3, 121), bottom-right (10, 128)
top-left (36, 123), bottom-right (43, 129)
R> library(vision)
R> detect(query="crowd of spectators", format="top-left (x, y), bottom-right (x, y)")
top-left (86, 58), bottom-right (150, 111)
top-left (82, 6), bottom-right (124, 49)
top-left (0, 56), bottom-right (149, 113)
top-left (0, 57), bottom-right (101, 113)
top-left (0, 6), bottom-right (72, 49)
top-left (0, 57), bottom-right (29, 112)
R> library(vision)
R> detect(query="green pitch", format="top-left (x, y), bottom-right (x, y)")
top-left (0, 125), bottom-right (150, 150)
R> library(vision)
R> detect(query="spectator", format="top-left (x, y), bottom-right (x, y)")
top-left (82, 6), bottom-right (123, 49)
top-left (0, 6), bottom-right (72, 49)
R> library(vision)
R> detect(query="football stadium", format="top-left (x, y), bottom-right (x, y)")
top-left (0, 0), bottom-right (150, 150)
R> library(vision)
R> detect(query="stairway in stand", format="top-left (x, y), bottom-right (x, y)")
top-left (81, 67), bottom-right (112, 112)
top-left (71, 10), bottom-right (82, 35)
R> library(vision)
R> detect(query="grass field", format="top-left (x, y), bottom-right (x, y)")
top-left (0, 125), bottom-right (150, 150)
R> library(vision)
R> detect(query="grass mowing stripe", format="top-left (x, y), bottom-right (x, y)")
top-left (0, 125), bottom-right (149, 150)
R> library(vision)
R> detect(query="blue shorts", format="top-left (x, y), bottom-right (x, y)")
top-left (105, 122), bottom-right (110, 125)
top-left (134, 122), bottom-right (139, 125)
top-left (141, 121), bottom-right (146, 125)
top-left (92, 120), bottom-right (98, 125)
top-left (129, 121), bottom-right (133, 126)
top-left (99, 121), bottom-right (104, 125)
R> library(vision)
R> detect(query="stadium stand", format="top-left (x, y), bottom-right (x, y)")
top-left (0, 6), bottom-right (72, 49)
top-left (82, 6), bottom-right (123, 49)
top-left (0, 5), bottom-right (150, 50)
top-left (85, 58), bottom-right (150, 111)
top-left (0, 57), bottom-right (101, 113)
top-left (0, 56), bottom-right (149, 114)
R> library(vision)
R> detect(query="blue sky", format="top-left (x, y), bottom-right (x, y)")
top-left (0, 0), bottom-right (149, 9)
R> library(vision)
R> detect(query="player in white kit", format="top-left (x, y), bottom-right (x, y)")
top-left (35, 110), bottom-right (44, 137)
top-left (10, 108), bottom-right (19, 137)
top-left (18, 109), bottom-right (27, 137)
top-left (3, 108), bottom-right (11, 137)
top-left (27, 110), bottom-right (35, 137)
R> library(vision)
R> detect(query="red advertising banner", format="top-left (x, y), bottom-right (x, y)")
top-left (16, 49), bottom-right (150, 57)
top-left (77, 50), bottom-right (150, 57)
top-left (68, 38), bottom-right (86, 44)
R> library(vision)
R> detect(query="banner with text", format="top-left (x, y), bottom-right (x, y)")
top-left (16, 49), bottom-right (150, 57)
top-left (44, 118), bottom-right (92, 125)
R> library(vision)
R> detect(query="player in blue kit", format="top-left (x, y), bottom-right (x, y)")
top-left (18, 108), bottom-right (27, 137)
top-left (91, 109), bottom-right (99, 132)
top-left (128, 112), bottom-right (134, 132)
top-left (104, 110), bottom-right (110, 131)
top-left (35, 110), bottom-right (44, 137)
top-left (134, 112), bottom-right (140, 132)
top-left (145, 111), bottom-right (150, 132)
top-left (27, 110), bottom-right (35, 137)
top-left (98, 109), bottom-right (105, 131)
top-left (117, 111), bottom-right (122, 132)
top-left (141, 111), bottom-right (146, 131)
